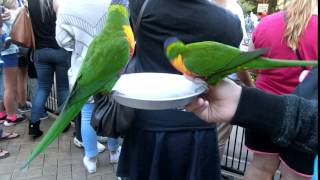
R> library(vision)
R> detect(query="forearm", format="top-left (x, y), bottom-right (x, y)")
top-left (231, 87), bottom-right (284, 138)
top-left (231, 87), bottom-right (318, 153)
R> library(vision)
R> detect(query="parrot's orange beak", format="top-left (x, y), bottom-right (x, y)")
top-left (123, 25), bottom-right (135, 58)
top-left (171, 55), bottom-right (198, 77)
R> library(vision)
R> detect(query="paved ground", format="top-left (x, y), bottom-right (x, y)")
top-left (0, 113), bottom-right (118, 180)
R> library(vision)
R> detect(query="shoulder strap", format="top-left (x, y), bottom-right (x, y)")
top-left (121, 0), bottom-right (150, 74)
top-left (134, 0), bottom-right (150, 36)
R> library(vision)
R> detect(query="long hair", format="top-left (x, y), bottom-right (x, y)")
top-left (39, 0), bottom-right (53, 21)
top-left (284, 0), bottom-right (318, 51)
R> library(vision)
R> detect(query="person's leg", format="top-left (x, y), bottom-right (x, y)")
top-left (279, 148), bottom-right (315, 180)
top-left (81, 103), bottom-right (98, 158)
top-left (3, 67), bottom-right (17, 116)
top-left (52, 48), bottom-right (70, 132)
top-left (0, 65), bottom-right (5, 122)
top-left (81, 103), bottom-right (98, 173)
top-left (244, 129), bottom-right (281, 180)
top-left (108, 137), bottom-right (121, 164)
top-left (52, 48), bottom-right (70, 110)
top-left (108, 138), bottom-right (120, 152)
top-left (75, 113), bottom-right (82, 141)
top-left (16, 57), bottom-right (29, 113)
top-left (29, 50), bottom-right (55, 138)
top-left (280, 163), bottom-right (312, 180)
top-left (244, 153), bottom-right (280, 180)
top-left (2, 54), bottom-right (22, 126)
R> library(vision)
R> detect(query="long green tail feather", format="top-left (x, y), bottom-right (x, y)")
top-left (207, 58), bottom-right (317, 85)
top-left (21, 99), bottom-right (87, 169)
top-left (244, 58), bottom-right (318, 69)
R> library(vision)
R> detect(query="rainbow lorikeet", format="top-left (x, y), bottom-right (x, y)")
top-left (23, 0), bottom-right (135, 168)
top-left (164, 37), bottom-right (317, 85)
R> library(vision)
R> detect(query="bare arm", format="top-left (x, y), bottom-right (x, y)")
top-left (237, 71), bottom-right (255, 87)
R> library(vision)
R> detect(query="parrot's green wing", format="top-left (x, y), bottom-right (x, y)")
top-left (183, 41), bottom-right (241, 76)
top-left (68, 36), bottom-right (129, 105)
top-left (215, 48), bottom-right (268, 73)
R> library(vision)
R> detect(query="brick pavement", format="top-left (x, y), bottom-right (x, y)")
top-left (0, 113), bottom-right (118, 180)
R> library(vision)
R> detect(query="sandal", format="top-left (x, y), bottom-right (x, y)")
top-left (0, 132), bottom-right (19, 141)
top-left (0, 149), bottom-right (9, 159)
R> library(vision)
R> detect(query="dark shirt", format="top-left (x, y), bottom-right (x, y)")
top-left (127, 0), bottom-right (243, 130)
top-left (232, 68), bottom-right (318, 154)
top-left (28, 0), bottom-right (60, 49)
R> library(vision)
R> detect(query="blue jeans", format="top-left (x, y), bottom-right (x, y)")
top-left (0, 128), bottom-right (3, 137)
top-left (108, 138), bottom-right (120, 152)
top-left (30, 48), bottom-right (70, 123)
top-left (81, 103), bottom-right (98, 158)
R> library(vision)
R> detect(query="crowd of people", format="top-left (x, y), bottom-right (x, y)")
top-left (0, 0), bottom-right (121, 172)
top-left (0, 0), bottom-right (318, 179)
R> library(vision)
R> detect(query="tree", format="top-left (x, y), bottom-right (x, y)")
top-left (239, 0), bottom-right (256, 15)
top-left (239, 0), bottom-right (280, 15)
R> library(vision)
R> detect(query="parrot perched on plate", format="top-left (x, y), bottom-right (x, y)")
top-left (164, 37), bottom-right (318, 85)
top-left (22, 0), bottom-right (135, 168)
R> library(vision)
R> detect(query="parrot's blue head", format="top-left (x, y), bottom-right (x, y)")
top-left (164, 37), bottom-right (185, 60)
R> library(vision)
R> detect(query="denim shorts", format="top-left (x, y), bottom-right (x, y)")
top-left (2, 53), bottom-right (19, 68)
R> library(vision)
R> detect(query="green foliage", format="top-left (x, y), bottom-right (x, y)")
top-left (239, 0), bottom-right (280, 15)
top-left (239, 0), bottom-right (256, 15)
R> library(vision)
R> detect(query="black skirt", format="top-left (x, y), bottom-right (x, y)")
top-left (117, 126), bottom-right (222, 180)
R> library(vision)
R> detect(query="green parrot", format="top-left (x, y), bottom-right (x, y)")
top-left (164, 37), bottom-right (318, 85)
top-left (22, 0), bottom-right (135, 168)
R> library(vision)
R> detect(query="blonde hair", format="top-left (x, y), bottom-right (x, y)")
top-left (284, 0), bottom-right (318, 51)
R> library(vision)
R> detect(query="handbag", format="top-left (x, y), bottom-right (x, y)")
top-left (90, 0), bottom-right (150, 138)
top-left (9, 6), bottom-right (35, 57)
top-left (91, 93), bottom-right (135, 138)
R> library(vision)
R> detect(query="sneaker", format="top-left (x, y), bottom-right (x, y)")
top-left (73, 137), bottom-right (83, 148)
top-left (83, 156), bottom-right (97, 174)
top-left (4, 114), bottom-right (26, 127)
top-left (97, 142), bottom-right (106, 153)
top-left (40, 111), bottom-right (49, 120)
top-left (109, 146), bottom-right (121, 164)
top-left (73, 137), bottom-right (106, 153)
top-left (97, 136), bottom-right (108, 143)
top-left (17, 102), bottom-right (32, 113)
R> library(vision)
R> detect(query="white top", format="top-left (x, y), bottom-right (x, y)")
top-left (224, 0), bottom-right (248, 41)
top-left (55, 0), bottom-right (111, 89)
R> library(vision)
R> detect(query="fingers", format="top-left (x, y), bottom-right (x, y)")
top-left (185, 97), bottom-right (208, 113)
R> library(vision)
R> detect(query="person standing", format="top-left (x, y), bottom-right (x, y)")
top-left (28, 0), bottom-right (70, 139)
top-left (0, 0), bottom-right (26, 127)
top-left (239, 0), bottom-right (318, 179)
top-left (55, 0), bottom-right (122, 173)
top-left (116, 0), bottom-right (243, 179)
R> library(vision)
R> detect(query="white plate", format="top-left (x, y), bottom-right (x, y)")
top-left (112, 73), bottom-right (208, 110)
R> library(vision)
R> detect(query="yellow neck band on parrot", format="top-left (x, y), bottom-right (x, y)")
top-left (123, 25), bottom-right (135, 56)
top-left (171, 55), bottom-right (198, 77)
